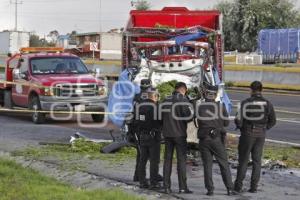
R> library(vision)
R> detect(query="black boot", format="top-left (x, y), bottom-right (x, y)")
top-left (206, 190), bottom-right (214, 196)
top-left (149, 182), bottom-right (162, 190)
top-left (139, 182), bottom-right (149, 189)
top-left (227, 189), bottom-right (239, 196)
top-left (179, 188), bottom-right (193, 194)
top-left (248, 188), bottom-right (257, 193)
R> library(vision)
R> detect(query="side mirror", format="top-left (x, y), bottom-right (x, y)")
top-left (89, 68), bottom-right (101, 75)
top-left (13, 69), bottom-right (28, 80)
top-left (89, 69), bottom-right (96, 74)
top-left (20, 72), bottom-right (28, 80)
top-left (13, 69), bottom-right (20, 79)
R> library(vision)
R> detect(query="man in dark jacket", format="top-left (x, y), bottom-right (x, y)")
top-left (136, 88), bottom-right (162, 189)
top-left (161, 82), bottom-right (193, 194)
top-left (132, 79), bottom-right (151, 182)
top-left (197, 85), bottom-right (236, 196)
top-left (234, 81), bottom-right (276, 193)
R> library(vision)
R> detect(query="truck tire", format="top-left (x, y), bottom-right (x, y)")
top-left (4, 90), bottom-right (13, 108)
top-left (91, 114), bottom-right (105, 123)
top-left (29, 96), bottom-right (45, 124)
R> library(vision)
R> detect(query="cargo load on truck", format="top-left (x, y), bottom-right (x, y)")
top-left (258, 29), bottom-right (300, 63)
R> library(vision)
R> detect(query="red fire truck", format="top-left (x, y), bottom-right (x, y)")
top-left (0, 47), bottom-right (107, 124)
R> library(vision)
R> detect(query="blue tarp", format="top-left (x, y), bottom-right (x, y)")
top-left (172, 32), bottom-right (207, 45)
top-left (108, 69), bottom-right (140, 127)
top-left (258, 29), bottom-right (300, 62)
top-left (213, 68), bottom-right (232, 115)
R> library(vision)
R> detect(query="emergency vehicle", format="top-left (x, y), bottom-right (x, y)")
top-left (0, 47), bottom-right (107, 124)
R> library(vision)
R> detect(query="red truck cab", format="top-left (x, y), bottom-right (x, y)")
top-left (0, 47), bottom-right (107, 124)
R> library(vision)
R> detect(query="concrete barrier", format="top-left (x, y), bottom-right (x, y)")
top-left (224, 65), bottom-right (300, 90)
top-left (225, 70), bottom-right (300, 86)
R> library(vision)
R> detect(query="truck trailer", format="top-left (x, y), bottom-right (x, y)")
top-left (0, 31), bottom-right (30, 54)
top-left (258, 29), bottom-right (300, 63)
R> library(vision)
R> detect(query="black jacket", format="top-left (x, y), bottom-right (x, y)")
top-left (196, 100), bottom-right (229, 139)
top-left (235, 93), bottom-right (276, 137)
top-left (162, 92), bottom-right (193, 138)
top-left (136, 99), bottom-right (161, 132)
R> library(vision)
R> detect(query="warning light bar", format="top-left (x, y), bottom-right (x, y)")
top-left (20, 47), bottom-right (64, 54)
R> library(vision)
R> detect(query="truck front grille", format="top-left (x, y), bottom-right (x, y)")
top-left (56, 84), bottom-right (97, 97)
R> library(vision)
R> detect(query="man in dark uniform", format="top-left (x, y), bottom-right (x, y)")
top-left (234, 81), bottom-right (276, 193)
top-left (136, 88), bottom-right (162, 189)
top-left (132, 79), bottom-right (151, 182)
top-left (161, 82), bottom-right (193, 194)
top-left (197, 85), bottom-right (236, 196)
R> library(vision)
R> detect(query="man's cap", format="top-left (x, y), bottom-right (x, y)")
top-left (140, 79), bottom-right (151, 89)
top-left (175, 82), bottom-right (187, 90)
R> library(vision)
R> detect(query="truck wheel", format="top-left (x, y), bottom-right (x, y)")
top-left (4, 90), bottom-right (13, 108)
top-left (29, 96), bottom-right (45, 124)
top-left (91, 114), bottom-right (105, 123)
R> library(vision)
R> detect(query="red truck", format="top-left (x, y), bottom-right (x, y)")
top-left (119, 7), bottom-right (229, 145)
top-left (0, 47), bottom-right (107, 124)
top-left (122, 7), bottom-right (224, 83)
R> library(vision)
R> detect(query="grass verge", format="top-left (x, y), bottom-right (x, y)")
top-left (224, 64), bottom-right (300, 73)
top-left (12, 139), bottom-right (137, 165)
top-left (226, 135), bottom-right (300, 168)
top-left (224, 55), bottom-right (236, 63)
top-left (12, 139), bottom-right (171, 166)
top-left (0, 157), bottom-right (143, 200)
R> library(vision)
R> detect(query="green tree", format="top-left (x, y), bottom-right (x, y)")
top-left (133, 0), bottom-right (151, 10)
top-left (29, 33), bottom-right (56, 47)
top-left (29, 34), bottom-right (41, 47)
top-left (48, 30), bottom-right (59, 43)
top-left (216, 0), bottom-right (300, 51)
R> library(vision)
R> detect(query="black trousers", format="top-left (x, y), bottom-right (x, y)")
top-left (234, 135), bottom-right (265, 190)
top-left (199, 136), bottom-right (234, 191)
top-left (163, 136), bottom-right (188, 190)
top-left (134, 147), bottom-right (140, 180)
top-left (139, 139), bottom-right (161, 185)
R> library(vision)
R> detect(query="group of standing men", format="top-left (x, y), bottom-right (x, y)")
top-left (132, 80), bottom-right (276, 196)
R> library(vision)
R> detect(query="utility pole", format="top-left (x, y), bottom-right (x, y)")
top-left (10, 0), bottom-right (23, 31)
top-left (99, 0), bottom-right (102, 32)
top-left (99, 0), bottom-right (102, 60)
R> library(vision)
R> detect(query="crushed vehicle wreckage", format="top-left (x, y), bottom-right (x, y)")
top-left (70, 7), bottom-right (232, 153)
top-left (98, 7), bottom-right (233, 153)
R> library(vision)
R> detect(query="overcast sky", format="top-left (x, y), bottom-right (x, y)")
top-left (0, 0), bottom-right (299, 36)
top-left (0, 0), bottom-right (225, 35)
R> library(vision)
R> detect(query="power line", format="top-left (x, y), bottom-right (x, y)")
top-left (10, 0), bottom-right (23, 31)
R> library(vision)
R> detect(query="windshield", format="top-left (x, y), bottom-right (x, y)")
top-left (30, 57), bottom-right (89, 74)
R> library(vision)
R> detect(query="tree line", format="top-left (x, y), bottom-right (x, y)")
top-left (217, 0), bottom-right (300, 52)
